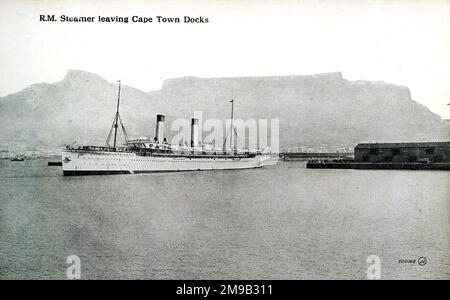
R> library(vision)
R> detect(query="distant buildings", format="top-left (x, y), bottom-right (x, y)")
top-left (354, 142), bottom-right (450, 163)
top-left (282, 144), bottom-right (355, 153)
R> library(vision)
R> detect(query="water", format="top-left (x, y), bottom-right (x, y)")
top-left (0, 159), bottom-right (448, 279)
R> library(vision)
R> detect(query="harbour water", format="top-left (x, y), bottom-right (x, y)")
top-left (0, 159), bottom-right (448, 279)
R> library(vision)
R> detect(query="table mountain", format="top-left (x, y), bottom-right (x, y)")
top-left (0, 70), bottom-right (448, 151)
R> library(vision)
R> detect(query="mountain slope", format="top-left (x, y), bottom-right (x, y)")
top-left (0, 70), bottom-right (448, 151)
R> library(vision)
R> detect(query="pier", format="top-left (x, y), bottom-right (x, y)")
top-left (306, 142), bottom-right (450, 170)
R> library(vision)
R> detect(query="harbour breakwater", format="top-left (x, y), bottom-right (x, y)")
top-left (307, 161), bottom-right (450, 170)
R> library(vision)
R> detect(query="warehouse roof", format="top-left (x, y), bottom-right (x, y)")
top-left (355, 142), bottom-right (450, 149)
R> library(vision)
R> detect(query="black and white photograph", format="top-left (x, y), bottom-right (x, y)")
top-left (0, 0), bottom-right (449, 285)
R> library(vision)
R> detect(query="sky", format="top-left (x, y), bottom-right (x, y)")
top-left (1, 0), bottom-right (450, 119)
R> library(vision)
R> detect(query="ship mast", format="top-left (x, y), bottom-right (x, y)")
top-left (230, 99), bottom-right (234, 151)
top-left (113, 80), bottom-right (121, 148)
top-left (106, 80), bottom-right (129, 148)
top-left (222, 99), bottom-right (237, 154)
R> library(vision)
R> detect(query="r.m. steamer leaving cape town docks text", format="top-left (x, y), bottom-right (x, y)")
top-left (40, 15), bottom-right (209, 23)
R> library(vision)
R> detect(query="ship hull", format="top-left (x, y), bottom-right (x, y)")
top-left (62, 150), bottom-right (271, 176)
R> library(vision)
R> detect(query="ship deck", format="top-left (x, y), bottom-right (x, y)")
top-left (63, 147), bottom-right (259, 159)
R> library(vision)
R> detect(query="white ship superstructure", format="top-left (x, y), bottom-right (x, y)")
top-left (62, 81), bottom-right (274, 175)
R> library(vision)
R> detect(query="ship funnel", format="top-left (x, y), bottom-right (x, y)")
top-left (191, 118), bottom-right (199, 148)
top-left (155, 114), bottom-right (165, 143)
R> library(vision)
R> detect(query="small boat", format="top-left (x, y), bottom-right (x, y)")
top-left (10, 157), bottom-right (25, 161)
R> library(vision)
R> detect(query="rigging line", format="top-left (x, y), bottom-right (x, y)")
top-left (223, 127), bottom-right (231, 149)
top-left (118, 114), bottom-right (129, 144)
top-left (232, 126), bottom-right (244, 149)
top-left (105, 118), bottom-right (116, 147)
top-left (223, 99), bottom-right (236, 152)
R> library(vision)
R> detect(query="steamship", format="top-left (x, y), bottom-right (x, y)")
top-left (62, 81), bottom-right (273, 176)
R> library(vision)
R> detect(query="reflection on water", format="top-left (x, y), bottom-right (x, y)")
top-left (0, 159), bottom-right (448, 279)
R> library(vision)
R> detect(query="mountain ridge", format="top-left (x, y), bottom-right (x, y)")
top-left (0, 69), bottom-right (448, 152)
